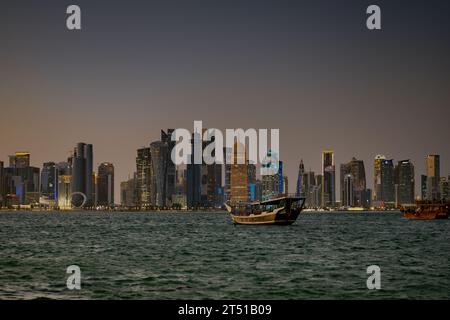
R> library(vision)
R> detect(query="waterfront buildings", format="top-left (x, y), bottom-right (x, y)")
top-left (97, 162), bottom-right (114, 207)
top-left (4, 152), bottom-right (40, 206)
top-left (340, 157), bottom-right (368, 207)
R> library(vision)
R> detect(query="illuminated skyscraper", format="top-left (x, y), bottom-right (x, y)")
top-left (136, 147), bottom-right (153, 208)
top-left (9, 152), bottom-right (30, 168)
top-left (41, 162), bottom-right (57, 201)
top-left (97, 162), bottom-right (115, 207)
top-left (230, 142), bottom-right (248, 204)
top-left (322, 150), bottom-right (335, 208)
top-left (56, 162), bottom-right (72, 209)
top-left (426, 154), bottom-right (440, 201)
top-left (373, 154), bottom-right (386, 201)
top-left (71, 143), bottom-right (94, 207)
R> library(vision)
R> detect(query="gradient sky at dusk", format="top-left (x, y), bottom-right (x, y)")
top-left (1, 0), bottom-right (449, 201)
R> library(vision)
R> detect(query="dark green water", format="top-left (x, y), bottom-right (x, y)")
top-left (0, 211), bottom-right (449, 299)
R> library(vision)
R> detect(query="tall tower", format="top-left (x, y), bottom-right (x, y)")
top-left (41, 162), bottom-right (57, 201)
top-left (97, 162), bottom-right (115, 207)
top-left (322, 149), bottom-right (335, 208)
top-left (340, 157), bottom-right (367, 207)
top-left (150, 141), bottom-right (168, 208)
top-left (230, 142), bottom-right (248, 204)
top-left (71, 143), bottom-right (94, 207)
top-left (381, 159), bottom-right (395, 205)
top-left (373, 154), bottom-right (386, 201)
top-left (426, 155), bottom-right (440, 201)
top-left (295, 159), bottom-right (305, 197)
top-left (395, 160), bottom-right (415, 205)
top-left (136, 147), bottom-right (152, 208)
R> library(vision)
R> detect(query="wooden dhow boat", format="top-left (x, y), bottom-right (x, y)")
top-left (225, 195), bottom-right (305, 225)
top-left (400, 200), bottom-right (450, 220)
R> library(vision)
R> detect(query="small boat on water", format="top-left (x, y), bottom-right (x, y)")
top-left (400, 201), bottom-right (450, 220)
top-left (225, 196), bottom-right (305, 225)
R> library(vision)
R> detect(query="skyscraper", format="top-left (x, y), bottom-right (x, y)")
top-left (97, 162), bottom-right (114, 207)
top-left (150, 141), bottom-right (168, 208)
top-left (261, 151), bottom-right (282, 200)
top-left (187, 132), bottom-right (202, 208)
top-left (161, 129), bottom-right (176, 205)
top-left (373, 154), bottom-right (386, 201)
top-left (343, 174), bottom-right (354, 207)
top-left (41, 162), bottom-right (57, 201)
top-left (322, 150), bottom-right (335, 208)
top-left (381, 159), bottom-right (395, 206)
top-left (426, 154), bottom-right (440, 201)
top-left (340, 157), bottom-right (367, 207)
top-left (295, 159), bottom-right (305, 197)
top-left (247, 160), bottom-right (257, 201)
top-left (395, 160), bottom-right (415, 206)
top-left (71, 143), bottom-right (94, 207)
top-left (230, 142), bottom-right (248, 204)
top-left (56, 161), bottom-right (72, 209)
top-left (120, 174), bottom-right (137, 208)
top-left (136, 147), bottom-right (153, 208)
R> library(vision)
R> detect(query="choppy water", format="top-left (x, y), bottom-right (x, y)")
top-left (0, 211), bottom-right (449, 300)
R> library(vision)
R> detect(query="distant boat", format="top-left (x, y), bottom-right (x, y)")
top-left (400, 201), bottom-right (450, 220)
top-left (225, 196), bottom-right (305, 225)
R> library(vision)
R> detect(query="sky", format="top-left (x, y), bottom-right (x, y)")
top-left (1, 0), bottom-right (449, 202)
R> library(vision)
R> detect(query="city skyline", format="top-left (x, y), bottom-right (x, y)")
top-left (1, 0), bottom-right (449, 203)
top-left (1, 143), bottom-right (449, 206)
